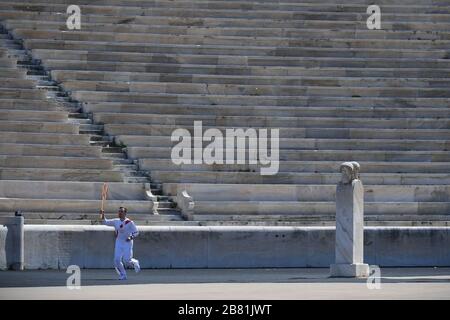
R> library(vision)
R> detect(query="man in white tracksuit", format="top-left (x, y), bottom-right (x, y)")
top-left (100, 206), bottom-right (141, 280)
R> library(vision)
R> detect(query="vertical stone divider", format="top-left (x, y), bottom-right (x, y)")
top-left (0, 216), bottom-right (24, 270)
top-left (330, 162), bottom-right (369, 278)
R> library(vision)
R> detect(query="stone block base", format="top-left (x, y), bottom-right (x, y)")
top-left (330, 263), bottom-right (370, 278)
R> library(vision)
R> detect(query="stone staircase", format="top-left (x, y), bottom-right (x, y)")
top-left (0, 24), bottom-right (185, 225)
top-left (1, 0), bottom-right (450, 226)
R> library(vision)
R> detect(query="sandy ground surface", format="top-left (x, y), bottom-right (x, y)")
top-left (0, 268), bottom-right (450, 299)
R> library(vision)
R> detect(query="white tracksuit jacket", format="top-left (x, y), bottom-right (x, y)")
top-left (103, 217), bottom-right (139, 276)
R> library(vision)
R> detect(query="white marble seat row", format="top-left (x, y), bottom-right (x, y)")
top-left (12, 29), bottom-right (450, 49)
top-left (0, 109), bottom-right (69, 122)
top-left (49, 71), bottom-right (450, 89)
top-left (139, 159), bottom-right (450, 173)
top-left (59, 81), bottom-right (450, 98)
top-left (0, 68), bottom-right (26, 78)
top-left (3, 2), bottom-right (450, 23)
top-left (0, 143), bottom-right (102, 157)
top-left (105, 123), bottom-right (450, 140)
top-left (23, 40), bottom-right (450, 64)
top-left (0, 168), bottom-right (124, 181)
top-left (118, 136), bottom-right (450, 151)
top-left (127, 147), bottom-right (450, 162)
top-left (151, 170), bottom-right (450, 185)
top-left (10, 0), bottom-right (450, 13)
top-left (6, 20), bottom-right (450, 41)
top-left (0, 198), bottom-right (154, 213)
top-left (35, 53), bottom-right (450, 68)
top-left (91, 113), bottom-right (450, 129)
top-left (71, 90), bottom-right (450, 107)
top-left (162, 183), bottom-right (450, 202)
top-left (0, 98), bottom-right (60, 110)
top-left (40, 63), bottom-right (450, 82)
top-left (2, 13), bottom-right (448, 32)
top-left (0, 132), bottom-right (91, 145)
top-left (83, 103), bottom-right (450, 118)
top-left (0, 155), bottom-right (113, 169)
top-left (186, 201), bottom-right (450, 216)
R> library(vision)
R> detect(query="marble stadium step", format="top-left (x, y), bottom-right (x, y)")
top-left (85, 92), bottom-right (450, 108)
top-left (0, 155), bottom-right (113, 169)
top-left (126, 147), bottom-right (450, 162)
top-left (118, 136), bottom-right (450, 151)
top-left (12, 0), bottom-right (450, 13)
top-left (0, 57), bottom-right (15, 67)
top-left (40, 59), bottom-right (450, 75)
top-left (11, 28), bottom-right (450, 49)
top-left (86, 103), bottom-right (450, 119)
top-left (49, 71), bottom-right (450, 90)
top-left (0, 143), bottom-right (102, 157)
top-left (0, 41), bottom-right (20, 51)
top-left (189, 201), bottom-right (450, 216)
top-left (6, 212), bottom-right (178, 222)
top-left (3, 8), bottom-right (450, 30)
top-left (25, 41), bottom-right (450, 65)
top-left (0, 199), bottom-right (153, 214)
top-left (0, 98), bottom-right (60, 111)
top-left (8, 21), bottom-right (450, 42)
top-left (0, 88), bottom-right (45, 99)
top-left (107, 124), bottom-right (450, 140)
top-left (139, 159), bottom-right (450, 174)
top-left (60, 81), bottom-right (450, 98)
top-left (162, 183), bottom-right (450, 202)
top-left (21, 219), bottom-right (198, 226)
top-left (0, 67), bottom-right (25, 78)
top-left (0, 109), bottom-right (68, 121)
top-left (195, 216), bottom-right (450, 226)
top-left (3, 3), bottom-right (450, 23)
top-left (0, 168), bottom-right (124, 181)
top-left (49, 67), bottom-right (450, 88)
top-left (0, 78), bottom-right (34, 88)
top-left (193, 213), bottom-right (450, 222)
top-left (0, 180), bottom-right (151, 199)
top-left (30, 45), bottom-right (450, 63)
top-left (151, 170), bottom-right (450, 185)
top-left (72, 91), bottom-right (450, 107)
top-left (41, 61), bottom-right (450, 81)
top-left (92, 113), bottom-right (450, 129)
top-left (0, 132), bottom-right (90, 145)
top-left (0, 120), bottom-right (78, 134)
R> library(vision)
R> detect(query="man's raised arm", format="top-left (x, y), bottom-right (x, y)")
top-left (100, 210), bottom-right (115, 226)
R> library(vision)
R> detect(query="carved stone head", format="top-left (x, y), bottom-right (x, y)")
top-left (351, 161), bottom-right (360, 180)
top-left (340, 162), bottom-right (354, 184)
top-left (339, 161), bottom-right (361, 184)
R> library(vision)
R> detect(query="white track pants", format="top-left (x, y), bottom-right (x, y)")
top-left (114, 240), bottom-right (138, 276)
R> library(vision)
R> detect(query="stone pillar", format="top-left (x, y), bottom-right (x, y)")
top-left (330, 162), bottom-right (369, 278)
top-left (0, 216), bottom-right (24, 270)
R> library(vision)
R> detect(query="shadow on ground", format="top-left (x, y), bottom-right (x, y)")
top-left (1, 268), bottom-right (450, 288)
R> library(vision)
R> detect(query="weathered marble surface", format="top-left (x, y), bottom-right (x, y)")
top-left (331, 162), bottom-right (369, 277)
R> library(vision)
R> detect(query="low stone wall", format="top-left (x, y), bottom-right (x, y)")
top-left (17, 225), bottom-right (450, 269)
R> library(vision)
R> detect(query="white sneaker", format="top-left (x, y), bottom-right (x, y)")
top-left (118, 274), bottom-right (127, 280)
top-left (133, 259), bottom-right (141, 273)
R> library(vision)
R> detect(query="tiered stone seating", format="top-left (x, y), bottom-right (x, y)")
top-left (1, 0), bottom-right (449, 225)
top-left (0, 45), bottom-right (119, 182)
top-left (0, 26), bottom-right (182, 224)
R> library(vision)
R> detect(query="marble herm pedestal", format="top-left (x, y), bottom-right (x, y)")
top-left (330, 162), bottom-right (369, 278)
